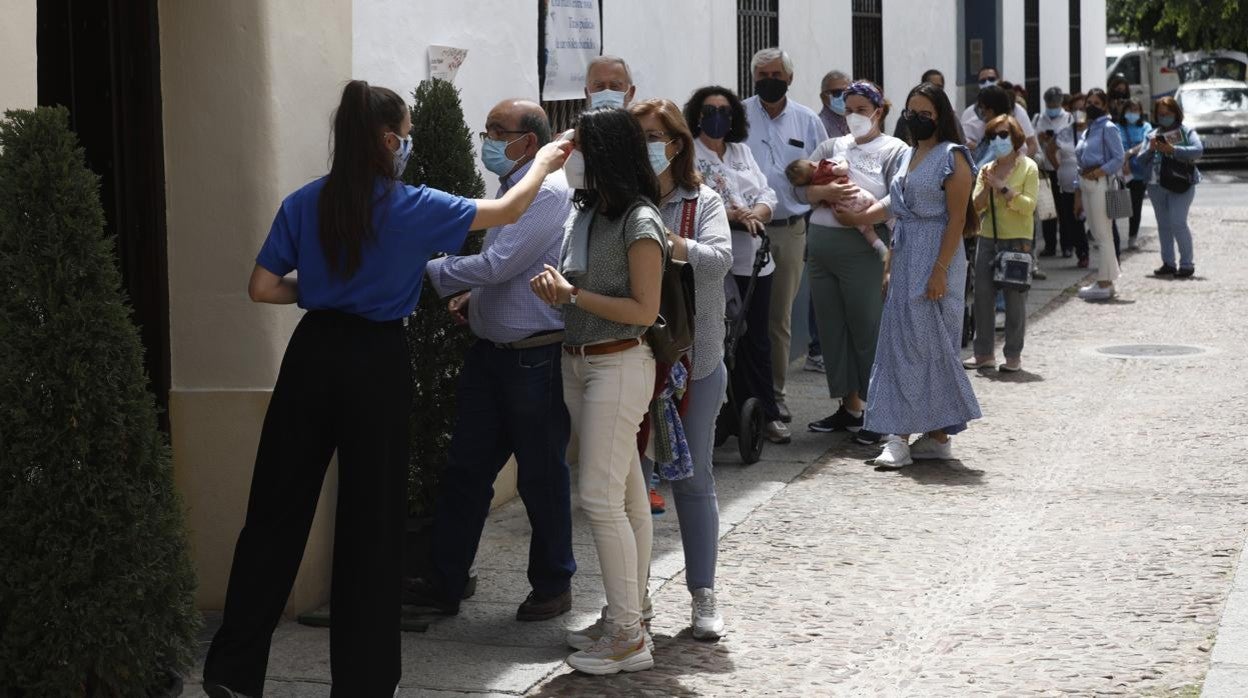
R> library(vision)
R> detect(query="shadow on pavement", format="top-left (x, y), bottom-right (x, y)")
top-left (528, 631), bottom-right (735, 698)
top-left (979, 369), bottom-right (1044, 383)
top-left (876, 459), bottom-right (986, 486)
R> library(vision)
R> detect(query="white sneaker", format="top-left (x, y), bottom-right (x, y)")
top-left (994, 311), bottom-right (1006, 330)
top-left (568, 607), bottom-right (655, 653)
top-left (909, 434), bottom-right (953, 460)
top-left (691, 588), bottom-right (725, 640)
top-left (875, 437), bottom-right (913, 468)
top-left (765, 420), bottom-right (791, 444)
top-left (566, 623), bottom-right (654, 675)
top-left (1077, 283), bottom-right (1115, 301)
top-left (803, 354), bottom-right (826, 373)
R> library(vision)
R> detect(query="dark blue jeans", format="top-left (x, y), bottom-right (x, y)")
top-left (430, 339), bottom-right (575, 600)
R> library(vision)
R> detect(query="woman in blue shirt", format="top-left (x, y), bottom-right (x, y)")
top-left (1073, 88), bottom-right (1126, 301)
top-left (203, 80), bottom-right (569, 698)
top-left (1137, 96), bottom-right (1205, 277)
top-left (1119, 99), bottom-right (1153, 250)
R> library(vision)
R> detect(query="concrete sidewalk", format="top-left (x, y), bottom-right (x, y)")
top-left (185, 201), bottom-right (1248, 697)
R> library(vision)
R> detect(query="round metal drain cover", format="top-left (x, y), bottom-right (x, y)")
top-left (1095, 344), bottom-right (1208, 359)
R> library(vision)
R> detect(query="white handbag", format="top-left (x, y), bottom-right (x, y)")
top-left (1035, 175), bottom-right (1057, 221)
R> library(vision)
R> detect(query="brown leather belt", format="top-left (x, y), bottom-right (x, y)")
top-left (562, 337), bottom-right (643, 357)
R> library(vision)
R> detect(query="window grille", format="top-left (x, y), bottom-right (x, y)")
top-left (1024, 0), bottom-right (1040, 113)
top-left (737, 0), bottom-right (780, 98)
top-left (852, 0), bottom-right (884, 86)
top-left (1069, 0), bottom-right (1082, 93)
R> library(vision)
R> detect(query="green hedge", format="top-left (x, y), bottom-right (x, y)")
top-left (0, 107), bottom-right (198, 696)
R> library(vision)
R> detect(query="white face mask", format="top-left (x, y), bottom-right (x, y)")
top-left (588, 89), bottom-right (627, 110)
top-left (563, 149), bottom-right (587, 189)
top-left (846, 112), bottom-right (877, 139)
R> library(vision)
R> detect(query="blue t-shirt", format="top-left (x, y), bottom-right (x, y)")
top-left (257, 177), bottom-right (477, 321)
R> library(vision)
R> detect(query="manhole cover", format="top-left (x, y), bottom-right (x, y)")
top-left (1095, 344), bottom-right (1208, 359)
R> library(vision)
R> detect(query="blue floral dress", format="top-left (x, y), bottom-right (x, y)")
top-left (865, 142), bottom-right (982, 436)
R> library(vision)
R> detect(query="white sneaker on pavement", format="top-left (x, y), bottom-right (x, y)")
top-left (568, 607), bottom-right (655, 653)
top-left (691, 588), bottom-right (725, 640)
top-left (566, 623), bottom-right (654, 675)
top-left (1077, 283), bottom-right (1115, 301)
top-left (765, 420), bottom-right (791, 444)
top-left (803, 354), bottom-right (826, 373)
top-left (909, 434), bottom-right (953, 460)
top-left (875, 437), bottom-right (913, 468)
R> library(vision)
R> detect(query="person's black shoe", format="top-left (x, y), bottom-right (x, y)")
top-left (516, 588), bottom-right (572, 621)
top-left (808, 406), bottom-right (863, 433)
top-left (1175, 266), bottom-right (1195, 278)
top-left (776, 401), bottom-right (792, 423)
top-left (1061, 249), bottom-right (1073, 258)
top-left (1153, 263), bottom-right (1177, 277)
top-left (852, 429), bottom-right (883, 446)
top-left (401, 576), bottom-right (459, 615)
top-left (1039, 248), bottom-right (1056, 257)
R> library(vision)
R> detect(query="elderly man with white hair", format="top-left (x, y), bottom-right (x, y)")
top-left (741, 47), bottom-right (828, 443)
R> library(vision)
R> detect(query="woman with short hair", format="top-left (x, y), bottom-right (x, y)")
top-left (1137, 96), bottom-right (1204, 277)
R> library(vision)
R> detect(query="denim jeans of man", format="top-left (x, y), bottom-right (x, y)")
top-left (1147, 183), bottom-right (1198, 270)
top-left (430, 340), bottom-right (574, 602)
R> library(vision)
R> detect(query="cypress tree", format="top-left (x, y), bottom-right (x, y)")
top-left (400, 79), bottom-right (487, 519)
top-left (0, 107), bottom-right (198, 696)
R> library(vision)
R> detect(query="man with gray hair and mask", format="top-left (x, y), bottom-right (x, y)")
top-left (742, 47), bottom-right (828, 443)
top-left (584, 55), bottom-right (635, 110)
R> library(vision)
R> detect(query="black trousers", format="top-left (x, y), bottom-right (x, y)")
top-left (732, 273), bottom-right (780, 421)
top-left (1044, 169), bottom-right (1087, 259)
top-left (204, 310), bottom-right (412, 697)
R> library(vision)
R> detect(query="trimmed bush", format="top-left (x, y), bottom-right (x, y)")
top-left (400, 79), bottom-right (487, 519)
top-left (0, 107), bottom-right (198, 696)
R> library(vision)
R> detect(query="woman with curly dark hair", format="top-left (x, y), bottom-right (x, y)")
top-left (530, 107), bottom-right (663, 675)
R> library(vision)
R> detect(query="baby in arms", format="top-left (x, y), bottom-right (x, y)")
top-left (786, 158), bottom-right (888, 259)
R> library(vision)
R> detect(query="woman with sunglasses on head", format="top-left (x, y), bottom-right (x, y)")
top-left (684, 86), bottom-right (784, 442)
top-left (530, 107), bottom-right (664, 675)
top-left (837, 82), bottom-right (982, 468)
top-left (965, 115), bottom-right (1039, 374)
top-left (202, 80), bottom-right (570, 698)
top-left (629, 98), bottom-right (733, 640)
top-left (1073, 88), bottom-right (1126, 301)
top-left (795, 80), bottom-right (909, 445)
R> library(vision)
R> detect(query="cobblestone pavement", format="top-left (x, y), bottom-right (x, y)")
top-left (529, 208), bottom-right (1248, 697)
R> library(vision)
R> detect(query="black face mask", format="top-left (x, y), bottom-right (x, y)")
top-left (755, 78), bottom-right (789, 104)
top-left (1085, 104), bottom-right (1106, 121)
top-left (904, 112), bottom-right (938, 141)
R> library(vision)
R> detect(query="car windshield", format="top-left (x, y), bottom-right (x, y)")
top-left (1179, 87), bottom-right (1248, 114)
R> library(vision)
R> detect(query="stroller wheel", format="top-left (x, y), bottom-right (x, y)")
top-left (738, 397), bottom-right (766, 464)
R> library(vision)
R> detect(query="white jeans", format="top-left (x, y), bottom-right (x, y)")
top-left (1080, 176), bottom-right (1121, 283)
top-left (562, 343), bottom-right (655, 631)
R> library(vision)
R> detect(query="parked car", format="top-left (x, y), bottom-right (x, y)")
top-left (1174, 79), bottom-right (1248, 163)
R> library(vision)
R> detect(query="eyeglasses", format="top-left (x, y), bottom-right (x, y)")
top-left (477, 129), bottom-right (528, 143)
top-left (901, 109), bottom-right (936, 121)
top-left (988, 131), bottom-right (1011, 140)
top-left (820, 88), bottom-right (846, 98)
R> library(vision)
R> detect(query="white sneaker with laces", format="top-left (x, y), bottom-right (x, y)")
top-left (804, 354), bottom-right (826, 373)
top-left (765, 420), bottom-right (791, 444)
top-left (566, 623), bottom-right (654, 675)
top-left (691, 588), bottom-right (725, 640)
top-left (568, 607), bottom-right (655, 653)
top-left (909, 434), bottom-right (953, 460)
top-left (1077, 283), bottom-right (1115, 301)
top-left (875, 437), bottom-right (913, 468)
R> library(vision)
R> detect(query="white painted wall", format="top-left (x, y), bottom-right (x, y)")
top-left (882, 0), bottom-right (960, 131)
top-left (0, 0), bottom-right (37, 113)
top-left (1039, 0), bottom-right (1071, 95)
top-left (781, 0), bottom-right (853, 117)
top-left (603, 0), bottom-right (736, 105)
top-left (1081, 0), bottom-right (1108, 91)
top-left (1000, 0), bottom-right (1026, 87)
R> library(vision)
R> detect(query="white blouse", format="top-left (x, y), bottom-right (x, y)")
top-left (694, 138), bottom-right (779, 276)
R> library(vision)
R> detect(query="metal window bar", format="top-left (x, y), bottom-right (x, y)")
top-left (737, 0), bottom-right (779, 98)
top-left (1024, 0), bottom-right (1040, 113)
top-left (1069, 0), bottom-right (1082, 93)
top-left (852, 0), bottom-right (883, 86)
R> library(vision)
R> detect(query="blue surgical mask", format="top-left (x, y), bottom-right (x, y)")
top-left (1046, 107), bottom-right (1063, 119)
top-left (390, 133), bottom-right (413, 178)
top-left (588, 89), bottom-right (627, 109)
top-left (481, 134), bottom-right (527, 177)
top-left (648, 140), bottom-right (673, 175)
top-left (990, 136), bottom-right (1014, 159)
top-left (1158, 115), bottom-right (1176, 129)
top-left (829, 94), bottom-right (846, 115)
top-left (1124, 112), bottom-right (1141, 125)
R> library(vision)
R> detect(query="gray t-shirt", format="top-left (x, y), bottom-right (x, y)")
top-left (561, 202), bottom-right (665, 346)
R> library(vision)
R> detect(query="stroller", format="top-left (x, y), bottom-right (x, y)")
top-left (714, 231), bottom-right (771, 464)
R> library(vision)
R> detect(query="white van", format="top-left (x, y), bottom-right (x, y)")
top-left (1107, 45), bottom-right (1248, 102)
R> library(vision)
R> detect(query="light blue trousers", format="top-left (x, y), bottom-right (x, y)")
top-left (1147, 183), bottom-right (1197, 269)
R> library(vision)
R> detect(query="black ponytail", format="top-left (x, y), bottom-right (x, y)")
top-left (318, 80), bottom-right (408, 279)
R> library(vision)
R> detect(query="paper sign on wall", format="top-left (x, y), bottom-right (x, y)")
top-left (429, 45), bottom-right (468, 83)
top-left (542, 0), bottom-right (600, 101)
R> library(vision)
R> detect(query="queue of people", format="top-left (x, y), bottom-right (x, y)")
top-left (202, 50), bottom-right (1203, 695)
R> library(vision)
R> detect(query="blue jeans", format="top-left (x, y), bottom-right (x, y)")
top-left (1147, 183), bottom-right (1197, 269)
top-left (670, 362), bottom-right (727, 591)
top-left (430, 340), bottom-right (575, 600)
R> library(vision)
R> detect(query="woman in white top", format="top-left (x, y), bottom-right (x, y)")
top-left (797, 81), bottom-right (909, 444)
top-left (684, 86), bottom-right (784, 441)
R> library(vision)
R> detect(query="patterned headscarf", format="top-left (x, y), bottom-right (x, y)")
top-left (844, 81), bottom-right (885, 108)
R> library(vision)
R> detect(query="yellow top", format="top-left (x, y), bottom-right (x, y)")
top-left (973, 155), bottom-right (1039, 240)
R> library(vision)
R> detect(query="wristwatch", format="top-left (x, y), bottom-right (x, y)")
top-left (568, 287), bottom-right (580, 306)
